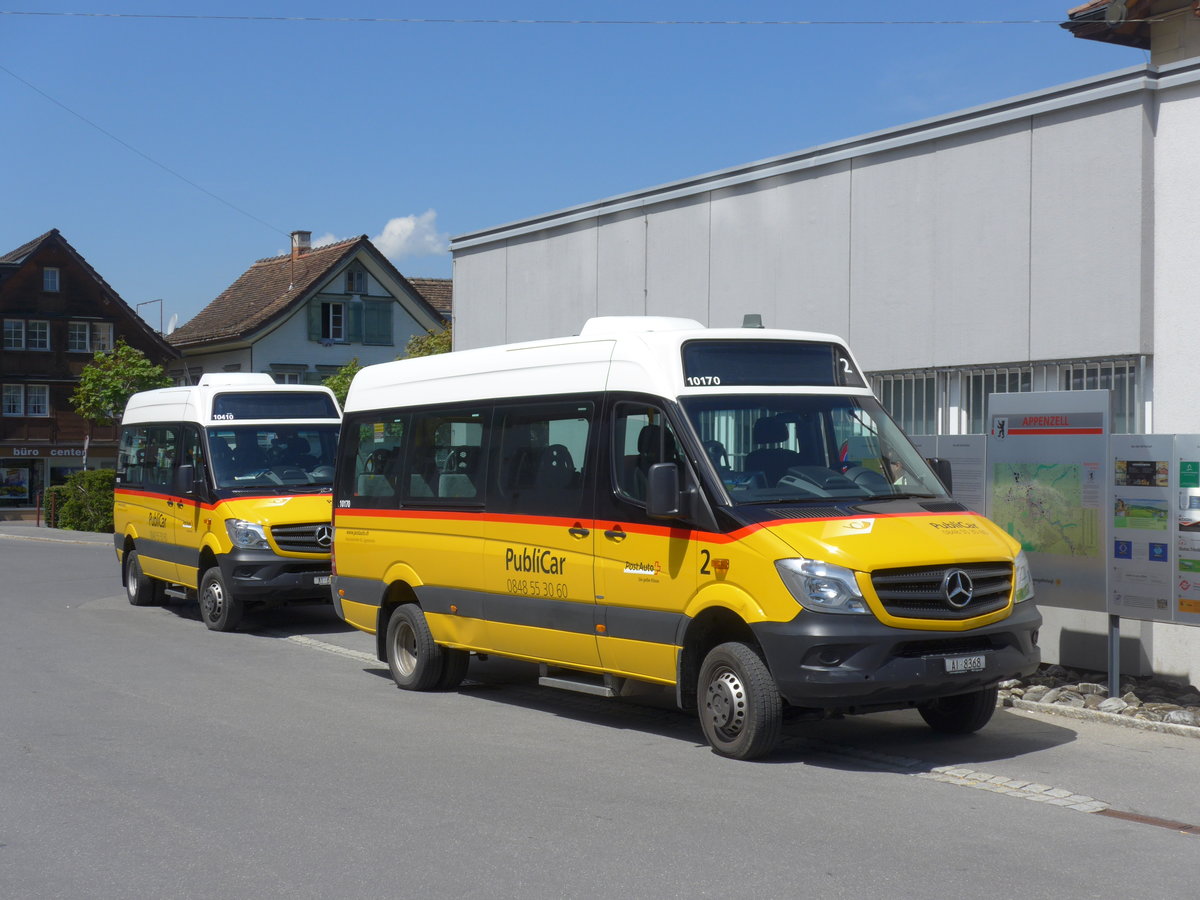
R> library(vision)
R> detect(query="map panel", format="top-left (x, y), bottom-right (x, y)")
top-left (992, 463), bottom-right (1100, 557)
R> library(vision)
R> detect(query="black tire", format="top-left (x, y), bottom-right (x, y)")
top-left (198, 566), bottom-right (243, 632)
top-left (125, 550), bottom-right (162, 607)
top-left (436, 648), bottom-right (471, 691)
top-left (385, 604), bottom-right (445, 691)
top-left (696, 642), bottom-right (782, 760)
top-left (918, 687), bottom-right (999, 734)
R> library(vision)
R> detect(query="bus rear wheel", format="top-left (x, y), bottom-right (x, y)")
top-left (697, 642), bottom-right (782, 760)
top-left (385, 604), bottom-right (446, 691)
top-left (918, 687), bottom-right (999, 734)
top-left (125, 550), bottom-right (162, 607)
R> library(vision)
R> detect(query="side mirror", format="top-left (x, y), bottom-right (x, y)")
top-left (174, 463), bottom-right (197, 496)
top-left (925, 457), bottom-right (953, 494)
top-left (646, 462), bottom-right (682, 519)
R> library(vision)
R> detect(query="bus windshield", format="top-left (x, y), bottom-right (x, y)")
top-left (679, 393), bottom-right (948, 504)
top-left (206, 425), bottom-right (339, 491)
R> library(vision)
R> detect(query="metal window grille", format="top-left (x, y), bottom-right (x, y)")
top-left (872, 357), bottom-right (1144, 435)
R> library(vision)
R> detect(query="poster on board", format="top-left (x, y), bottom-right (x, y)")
top-left (1109, 435), bottom-right (1173, 622)
top-left (1173, 435), bottom-right (1200, 626)
top-left (934, 435), bottom-right (986, 513)
top-left (986, 391), bottom-right (1109, 613)
top-left (0, 466), bottom-right (30, 501)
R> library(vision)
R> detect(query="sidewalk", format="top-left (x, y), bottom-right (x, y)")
top-left (0, 520), bottom-right (112, 545)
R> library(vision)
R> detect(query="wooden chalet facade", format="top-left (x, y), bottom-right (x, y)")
top-left (0, 230), bottom-right (178, 510)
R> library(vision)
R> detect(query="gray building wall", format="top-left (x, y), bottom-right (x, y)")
top-left (453, 65), bottom-right (1166, 379)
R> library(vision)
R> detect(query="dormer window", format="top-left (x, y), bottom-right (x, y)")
top-left (345, 269), bottom-right (366, 294)
top-left (43, 267), bottom-right (60, 292)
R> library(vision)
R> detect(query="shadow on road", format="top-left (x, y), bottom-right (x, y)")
top-left (368, 654), bottom-right (1080, 769)
top-left (153, 594), bottom-right (355, 637)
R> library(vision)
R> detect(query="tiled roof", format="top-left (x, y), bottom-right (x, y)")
top-left (407, 277), bottom-right (452, 319)
top-left (168, 236), bottom-right (364, 347)
top-left (0, 229), bottom-right (58, 265)
top-left (1061, 0), bottom-right (1150, 49)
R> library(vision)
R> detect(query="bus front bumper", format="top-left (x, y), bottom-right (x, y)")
top-left (751, 601), bottom-right (1042, 711)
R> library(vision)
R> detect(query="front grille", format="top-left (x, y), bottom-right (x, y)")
top-left (270, 522), bottom-right (331, 555)
top-left (894, 636), bottom-right (1004, 658)
top-left (870, 561), bottom-right (1011, 620)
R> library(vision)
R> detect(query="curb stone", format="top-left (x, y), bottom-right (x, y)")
top-left (1008, 697), bottom-right (1200, 739)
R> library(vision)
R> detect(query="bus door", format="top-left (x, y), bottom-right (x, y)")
top-left (171, 424), bottom-right (208, 589)
top-left (593, 401), bottom-right (697, 683)
top-left (139, 423), bottom-right (184, 581)
top-left (484, 400), bottom-right (600, 669)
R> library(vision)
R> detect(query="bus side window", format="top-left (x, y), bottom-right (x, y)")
top-left (117, 425), bottom-right (148, 487)
top-left (402, 408), bottom-right (488, 503)
top-left (494, 401), bottom-right (592, 516)
top-left (346, 418), bottom-right (404, 508)
top-left (144, 425), bottom-right (180, 491)
top-left (613, 403), bottom-right (681, 504)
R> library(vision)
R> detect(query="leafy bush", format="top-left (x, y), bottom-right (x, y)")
top-left (55, 469), bottom-right (116, 532)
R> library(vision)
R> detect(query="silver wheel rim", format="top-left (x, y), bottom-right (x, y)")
top-left (128, 557), bottom-right (140, 601)
top-left (704, 667), bottom-right (747, 741)
top-left (392, 620), bottom-right (417, 677)
top-left (202, 580), bottom-right (224, 622)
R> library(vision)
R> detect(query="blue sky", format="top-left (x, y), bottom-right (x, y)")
top-left (1, 2), bottom-right (1142, 331)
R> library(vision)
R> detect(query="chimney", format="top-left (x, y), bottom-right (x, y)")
top-left (291, 230), bottom-right (312, 260)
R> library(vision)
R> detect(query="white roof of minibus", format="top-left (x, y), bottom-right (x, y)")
top-left (343, 317), bottom-right (870, 413)
top-left (121, 375), bottom-right (340, 426)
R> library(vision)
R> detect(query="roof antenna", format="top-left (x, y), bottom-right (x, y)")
top-left (742, 313), bottom-right (764, 328)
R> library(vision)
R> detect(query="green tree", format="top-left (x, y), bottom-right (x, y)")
top-left (404, 321), bottom-right (452, 358)
top-left (71, 339), bottom-right (172, 425)
top-left (323, 357), bottom-right (362, 408)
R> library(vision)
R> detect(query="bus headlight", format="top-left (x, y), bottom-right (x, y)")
top-left (776, 559), bottom-right (869, 614)
top-left (226, 519), bottom-right (269, 550)
top-left (1014, 551), bottom-right (1035, 603)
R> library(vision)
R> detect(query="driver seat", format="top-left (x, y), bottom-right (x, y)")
top-left (745, 417), bottom-right (803, 485)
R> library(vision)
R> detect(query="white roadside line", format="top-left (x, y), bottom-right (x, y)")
top-left (785, 737), bottom-right (1109, 812)
top-left (273, 632), bottom-right (378, 664)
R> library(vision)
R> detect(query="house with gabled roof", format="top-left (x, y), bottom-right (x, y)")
top-left (1, 229), bottom-right (178, 511)
top-left (167, 231), bottom-right (447, 385)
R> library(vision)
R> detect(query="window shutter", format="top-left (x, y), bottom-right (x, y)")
top-left (308, 301), bottom-right (322, 341)
top-left (348, 301), bottom-right (363, 343)
top-left (363, 300), bottom-right (394, 346)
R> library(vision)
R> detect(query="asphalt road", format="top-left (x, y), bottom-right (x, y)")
top-left (1, 526), bottom-right (1197, 899)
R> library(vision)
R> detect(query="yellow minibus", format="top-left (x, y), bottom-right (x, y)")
top-left (115, 373), bottom-right (340, 631)
top-left (331, 318), bottom-right (1040, 758)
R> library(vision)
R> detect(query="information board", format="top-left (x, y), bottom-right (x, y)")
top-left (986, 391), bottom-right (1109, 613)
top-left (934, 435), bottom-right (986, 513)
top-left (1109, 435), bottom-right (1174, 622)
top-left (1173, 435), bottom-right (1200, 626)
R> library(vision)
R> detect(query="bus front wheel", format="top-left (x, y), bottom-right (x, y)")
top-left (697, 642), bottom-right (782, 760)
top-left (199, 567), bottom-right (243, 632)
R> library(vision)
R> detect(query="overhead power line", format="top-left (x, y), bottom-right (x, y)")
top-left (0, 61), bottom-right (287, 237)
top-left (0, 11), bottom-right (1144, 26)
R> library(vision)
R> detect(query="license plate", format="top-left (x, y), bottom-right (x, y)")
top-left (313, 575), bottom-right (331, 586)
top-left (945, 654), bottom-right (986, 674)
